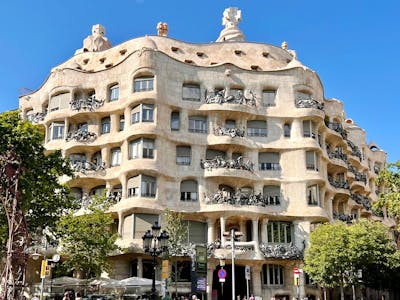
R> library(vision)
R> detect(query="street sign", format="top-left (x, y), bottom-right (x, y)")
top-left (218, 268), bottom-right (227, 279)
top-left (195, 245), bottom-right (207, 273)
top-left (40, 260), bottom-right (48, 279)
top-left (245, 265), bottom-right (251, 280)
top-left (196, 277), bottom-right (206, 292)
top-left (162, 260), bottom-right (169, 279)
top-left (293, 267), bottom-right (300, 286)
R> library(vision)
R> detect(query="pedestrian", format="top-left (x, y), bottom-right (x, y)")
top-left (76, 292), bottom-right (82, 300)
top-left (62, 292), bottom-right (70, 300)
top-left (191, 295), bottom-right (198, 300)
top-left (249, 294), bottom-right (255, 300)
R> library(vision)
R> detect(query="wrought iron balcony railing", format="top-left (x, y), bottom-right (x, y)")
top-left (333, 212), bottom-right (356, 223)
top-left (346, 140), bottom-right (362, 161)
top-left (259, 242), bottom-right (303, 259)
top-left (350, 193), bottom-right (371, 210)
top-left (205, 89), bottom-right (257, 106)
top-left (295, 95), bottom-right (324, 111)
top-left (200, 156), bottom-right (254, 172)
top-left (327, 149), bottom-right (348, 163)
top-left (66, 129), bottom-right (97, 143)
top-left (328, 177), bottom-right (350, 189)
top-left (213, 126), bottom-right (245, 138)
top-left (70, 161), bottom-right (105, 174)
top-left (70, 95), bottom-right (104, 112)
top-left (28, 112), bottom-right (47, 123)
top-left (325, 121), bottom-right (348, 139)
top-left (354, 172), bottom-right (367, 184)
top-left (205, 190), bottom-right (281, 207)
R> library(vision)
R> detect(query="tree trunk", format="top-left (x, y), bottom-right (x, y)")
top-left (340, 283), bottom-right (345, 300)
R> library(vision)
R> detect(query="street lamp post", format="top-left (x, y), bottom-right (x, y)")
top-left (223, 229), bottom-right (243, 300)
top-left (142, 221), bottom-right (169, 300)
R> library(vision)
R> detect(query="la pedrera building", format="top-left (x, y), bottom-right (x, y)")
top-left (20, 7), bottom-right (391, 300)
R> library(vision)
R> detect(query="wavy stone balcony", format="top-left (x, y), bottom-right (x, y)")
top-left (66, 129), bottom-right (97, 143)
top-left (327, 150), bottom-right (348, 167)
top-left (328, 177), bottom-right (350, 194)
top-left (70, 95), bottom-right (104, 112)
top-left (28, 111), bottom-right (47, 123)
top-left (259, 242), bottom-right (303, 260)
top-left (207, 240), bottom-right (261, 260)
top-left (213, 127), bottom-right (245, 138)
top-left (325, 121), bottom-right (348, 139)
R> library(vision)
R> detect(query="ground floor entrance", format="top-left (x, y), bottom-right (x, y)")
top-left (212, 265), bottom-right (248, 300)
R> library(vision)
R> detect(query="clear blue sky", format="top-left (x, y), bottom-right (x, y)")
top-left (0, 0), bottom-right (398, 162)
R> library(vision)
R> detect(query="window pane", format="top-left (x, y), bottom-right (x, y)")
top-left (101, 117), bottom-right (111, 134)
top-left (182, 84), bottom-right (201, 101)
top-left (110, 85), bottom-right (119, 101)
top-left (120, 115), bottom-right (125, 131)
top-left (134, 77), bottom-right (154, 92)
top-left (171, 112), bottom-right (180, 131)
top-left (263, 90), bottom-right (276, 107)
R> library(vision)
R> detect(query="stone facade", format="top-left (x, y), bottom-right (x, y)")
top-left (20, 8), bottom-right (391, 300)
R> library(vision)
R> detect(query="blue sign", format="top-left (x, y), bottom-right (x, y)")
top-left (218, 268), bottom-right (227, 279)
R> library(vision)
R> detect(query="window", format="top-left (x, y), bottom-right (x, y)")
top-left (262, 90), bottom-right (276, 107)
top-left (70, 187), bottom-right (83, 201)
top-left (69, 153), bottom-right (86, 165)
top-left (225, 120), bottom-right (236, 129)
top-left (127, 175), bottom-right (140, 198)
top-left (119, 115), bottom-right (125, 131)
top-left (263, 264), bottom-right (284, 286)
top-left (90, 185), bottom-right (105, 197)
top-left (171, 261), bottom-right (191, 282)
top-left (247, 120), bottom-right (267, 137)
top-left (306, 151), bottom-right (318, 171)
top-left (92, 151), bottom-right (102, 167)
top-left (259, 152), bottom-right (280, 171)
top-left (307, 184), bottom-right (320, 205)
top-left (49, 122), bottom-right (65, 140)
top-left (110, 147), bottom-right (122, 166)
top-left (142, 104), bottom-right (154, 122)
top-left (134, 76), bottom-right (154, 92)
top-left (303, 120), bottom-right (316, 138)
top-left (131, 105), bottom-right (141, 124)
top-left (101, 117), bottom-right (111, 134)
top-left (187, 221), bottom-right (207, 244)
top-left (206, 149), bottom-right (226, 160)
top-left (171, 111), bottom-right (180, 131)
top-left (49, 92), bottom-right (70, 112)
top-left (266, 222), bottom-right (292, 243)
top-left (143, 139), bottom-right (154, 158)
top-left (109, 84), bottom-right (119, 101)
top-left (189, 116), bottom-right (207, 133)
top-left (134, 213), bottom-right (158, 238)
top-left (141, 175), bottom-right (156, 197)
top-left (182, 84), bottom-right (201, 101)
top-left (78, 122), bottom-right (88, 132)
top-left (283, 123), bottom-right (291, 138)
top-left (263, 186), bottom-right (281, 205)
top-left (180, 180), bottom-right (198, 201)
top-left (129, 138), bottom-right (155, 159)
top-left (131, 104), bottom-right (154, 123)
top-left (176, 146), bottom-right (191, 165)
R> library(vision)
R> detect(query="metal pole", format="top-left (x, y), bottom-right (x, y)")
top-left (246, 278), bottom-right (249, 300)
top-left (40, 276), bottom-right (45, 300)
top-left (231, 229), bottom-right (235, 300)
top-left (152, 249), bottom-right (156, 300)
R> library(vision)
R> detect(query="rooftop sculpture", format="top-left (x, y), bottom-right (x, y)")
top-left (75, 24), bottom-right (112, 54)
top-left (216, 7), bottom-right (245, 42)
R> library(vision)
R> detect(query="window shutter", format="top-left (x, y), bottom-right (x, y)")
top-left (259, 152), bottom-right (279, 163)
top-left (49, 92), bottom-right (70, 111)
top-left (188, 221), bottom-right (206, 244)
top-left (127, 175), bottom-right (140, 189)
top-left (247, 120), bottom-right (267, 129)
top-left (263, 186), bottom-right (280, 195)
top-left (182, 84), bottom-right (201, 101)
top-left (206, 149), bottom-right (226, 159)
top-left (181, 180), bottom-right (197, 192)
top-left (134, 213), bottom-right (158, 238)
top-left (177, 146), bottom-right (191, 156)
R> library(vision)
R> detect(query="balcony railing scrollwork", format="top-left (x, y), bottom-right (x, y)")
top-left (295, 95), bottom-right (324, 111)
top-left (205, 89), bottom-right (257, 106)
top-left (200, 156), bottom-right (254, 172)
top-left (354, 172), bottom-right (367, 184)
top-left (205, 189), bottom-right (280, 206)
top-left (259, 242), bottom-right (303, 259)
top-left (327, 149), bottom-right (348, 163)
top-left (346, 140), bottom-right (362, 161)
top-left (71, 161), bottom-right (106, 175)
top-left (350, 193), bottom-right (371, 210)
top-left (325, 121), bottom-right (348, 139)
top-left (70, 94), bottom-right (104, 112)
top-left (66, 129), bottom-right (97, 143)
top-left (28, 112), bottom-right (47, 123)
top-left (328, 177), bottom-right (350, 190)
top-left (333, 212), bottom-right (356, 223)
top-left (213, 127), bottom-right (245, 138)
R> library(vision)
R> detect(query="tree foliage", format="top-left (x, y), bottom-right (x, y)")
top-left (304, 220), bottom-right (399, 297)
top-left (164, 209), bottom-right (189, 256)
top-left (374, 161), bottom-right (400, 223)
top-left (55, 195), bottom-right (119, 278)
top-left (0, 110), bottom-right (75, 250)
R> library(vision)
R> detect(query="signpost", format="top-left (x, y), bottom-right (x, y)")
top-left (245, 265), bottom-right (250, 300)
top-left (293, 267), bottom-right (300, 300)
top-left (218, 268), bottom-right (227, 296)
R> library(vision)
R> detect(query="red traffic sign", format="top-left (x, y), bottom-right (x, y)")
top-left (293, 267), bottom-right (300, 275)
top-left (218, 268), bottom-right (227, 279)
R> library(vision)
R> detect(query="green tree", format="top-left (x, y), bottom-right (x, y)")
top-left (374, 161), bottom-right (400, 224)
top-left (55, 194), bottom-right (119, 278)
top-left (164, 209), bottom-right (190, 296)
top-left (304, 220), bottom-right (399, 300)
top-left (0, 110), bottom-right (75, 248)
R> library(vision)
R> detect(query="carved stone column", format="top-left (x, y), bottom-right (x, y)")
top-left (207, 218), bottom-right (215, 243)
top-left (101, 147), bottom-right (109, 168)
top-left (110, 113), bottom-right (119, 134)
top-left (291, 119), bottom-right (302, 139)
top-left (121, 173), bottom-right (128, 199)
top-left (137, 257), bottom-right (143, 277)
top-left (239, 220), bottom-right (246, 237)
top-left (261, 218), bottom-right (268, 243)
top-left (251, 265), bottom-right (262, 297)
top-left (207, 260), bottom-right (217, 300)
top-left (220, 217), bottom-right (226, 246)
top-left (117, 211), bottom-right (124, 235)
